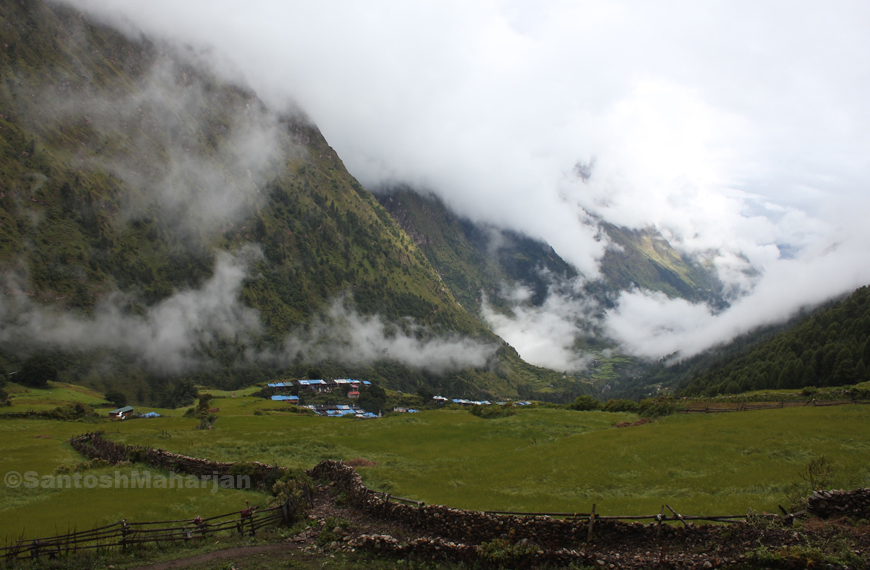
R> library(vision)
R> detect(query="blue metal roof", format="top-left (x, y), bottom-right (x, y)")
top-left (271, 395), bottom-right (299, 401)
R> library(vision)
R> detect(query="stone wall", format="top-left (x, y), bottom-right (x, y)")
top-left (310, 459), bottom-right (684, 550)
top-left (808, 488), bottom-right (870, 519)
top-left (69, 432), bottom-right (285, 489)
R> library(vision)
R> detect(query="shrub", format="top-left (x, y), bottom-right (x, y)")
top-left (566, 395), bottom-right (601, 411)
top-left (270, 469), bottom-right (313, 520)
top-left (104, 389), bottom-right (127, 407)
top-left (478, 536), bottom-right (540, 565)
top-left (315, 516), bottom-right (353, 547)
top-left (637, 397), bottom-right (677, 418)
top-left (603, 398), bottom-right (639, 413)
top-left (16, 354), bottom-right (58, 388)
top-left (470, 404), bottom-right (515, 419)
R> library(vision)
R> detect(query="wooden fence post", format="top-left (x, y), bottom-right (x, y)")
top-left (655, 505), bottom-right (665, 543)
top-left (586, 504), bottom-right (596, 542)
top-left (120, 520), bottom-right (128, 550)
top-left (281, 499), bottom-right (290, 524)
top-left (666, 504), bottom-right (689, 529)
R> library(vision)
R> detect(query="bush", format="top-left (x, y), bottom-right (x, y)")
top-left (478, 536), bottom-right (540, 565)
top-left (270, 469), bottom-right (313, 520)
top-left (470, 404), bottom-right (516, 419)
top-left (637, 397), bottom-right (677, 418)
top-left (105, 390), bottom-right (127, 407)
top-left (603, 398), bottom-right (639, 413)
top-left (16, 354), bottom-right (58, 388)
top-left (566, 395), bottom-right (601, 411)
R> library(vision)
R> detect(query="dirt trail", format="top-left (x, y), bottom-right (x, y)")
top-left (132, 543), bottom-right (298, 570)
top-left (132, 484), bottom-right (403, 570)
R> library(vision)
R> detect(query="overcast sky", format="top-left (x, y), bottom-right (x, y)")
top-left (63, 0), bottom-right (870, 362)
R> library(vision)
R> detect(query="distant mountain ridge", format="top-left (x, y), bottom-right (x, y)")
top-left (377, 187), bottom-right (725, 316)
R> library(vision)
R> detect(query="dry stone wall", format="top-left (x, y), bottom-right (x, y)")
top-left (69, 432), bottom-right (285, 489)
top-left (808, 488), bottom-right (870, 519)
top-left (310, 460), bottom-right (683, 550)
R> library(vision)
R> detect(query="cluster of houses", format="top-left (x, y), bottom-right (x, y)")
top-left (266, 378), bottom-right (371, 399)
top-left (107, 406), bottom-right (161, 420)
top-left (435, 397), bottom-right (532, 407)
top-left (266, 378), bottom-right (379, 418)
top-left (305, 404), bottom-right (378, 418)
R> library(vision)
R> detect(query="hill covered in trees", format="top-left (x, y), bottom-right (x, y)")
top-left (670, 286), bottom-right (870, 397)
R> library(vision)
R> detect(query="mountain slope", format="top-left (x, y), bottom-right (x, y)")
top-left (675, 286), bottom-right (870, 397)
top-left (0, 0), bottom-right (580, 401)
top-left (598, 223), bottom-right (725, 308)
top-left (377, 187), bottom-right (578, 316)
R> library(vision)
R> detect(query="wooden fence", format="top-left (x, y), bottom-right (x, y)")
top-left (0, 501), bottom-right (293, 561)
top-left (364, 488), bottom-right (800, 527)
top-left (679, 399), bottom-right (870, 413)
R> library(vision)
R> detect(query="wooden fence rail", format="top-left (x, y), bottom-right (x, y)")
top-left (364, 484), bottom-right (797, 526)
top-left (0, 501), bottom-right (293, 561)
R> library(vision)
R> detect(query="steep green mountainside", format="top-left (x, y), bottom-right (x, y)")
top-left (625, 286), bottom-right (870, 399)
top-left (0, 0), bottom-right (576, 402)
top-left (377, 187), bottom-right (578, 315)
top-left (598, 224), bottom-right (725, 308)
top-left (676, 286), bottom-right (870, 397)
top-left (377, 187), bottom-right (725, 317)
top-left (375, 187), bottom-right (727, 399)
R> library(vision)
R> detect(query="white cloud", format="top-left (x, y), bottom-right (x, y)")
top-left (56, 0), bottom-right (870, 360)
top-left (0, 246), bottom-right (263, 372)
top-left (482, 283), bottom-right (596, 372)
top-left (282, 297), bottom-right (497, 373)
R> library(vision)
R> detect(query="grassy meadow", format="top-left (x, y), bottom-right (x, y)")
top-left (1, 383), bottom-right (869, 542)
top-left (0, 384), bottom-right (263, 542)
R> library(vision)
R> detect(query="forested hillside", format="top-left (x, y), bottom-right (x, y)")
top-left (675, 286), bottom-right (870, 397)
top-left (0, 0), bottom-right (577, 403)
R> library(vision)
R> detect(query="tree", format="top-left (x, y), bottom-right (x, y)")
top-left (358, 384), bottom-right (386, 415)
top-left (566, 395), bottom-right (601, 411)
top-left (104, 390), bottom-right (127, 408)
top-left (416, 386), bottom-right (434, 403)
top-left (16, 355), bottom-right (58, 388)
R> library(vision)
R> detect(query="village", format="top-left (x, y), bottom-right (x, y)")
top-left (104, 377), bottom-right (535, 421)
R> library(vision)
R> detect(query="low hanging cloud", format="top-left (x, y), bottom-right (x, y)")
top-left (606, 224), bottom-right (870, 359)
top-left (54, 0), bottom-right (870, 362)
top-left (0, 246), bottom-right (494, 374)
top-left (26, 51), bottom-right (288, 239)
top-left (282, 297), bottom-right (497, 373)
top-left (0, 246), bottom-right (263, 373)
top-left (481, 284), bottom-right (596, 372)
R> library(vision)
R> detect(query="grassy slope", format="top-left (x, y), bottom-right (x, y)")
top-left (99, 393), bottom-right (870, 517)
top-left (2, 384), bottom-right (868, 539)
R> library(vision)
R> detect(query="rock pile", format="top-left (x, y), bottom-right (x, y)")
top-left (808, 488), bottom-right (870, 518)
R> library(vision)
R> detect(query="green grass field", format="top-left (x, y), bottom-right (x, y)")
top-left (2, 386), bottom-right (869, 542)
